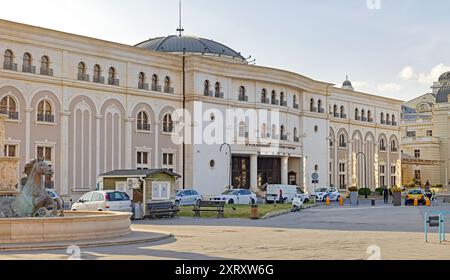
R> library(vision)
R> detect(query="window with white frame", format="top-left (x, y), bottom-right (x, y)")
top-left (4, 144), bottom-right (17, 157)
top-left (339, 162), bottom-right (346, 189)
top-left (379, 165), bottom-right (386, 187)
top-left (162, 153), bottom-right (174, 171)
top-left (151, 182), bottom-right (170, 200)
top-left (37, 146), bottom-right (52, 162)
top-left (390, 165), bottom-right (397, 187)
top-left (137, 151), bottom-right (150, 169)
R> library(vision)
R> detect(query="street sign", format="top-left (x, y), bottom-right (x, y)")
top-left (312, 172), bottom-right (319, 184)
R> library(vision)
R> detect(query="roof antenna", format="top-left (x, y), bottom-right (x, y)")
top-left (176, 0), bottom-right (184, 36)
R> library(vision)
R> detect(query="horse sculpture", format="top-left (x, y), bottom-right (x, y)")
top-left (0, 160), bottom-right (64, 218)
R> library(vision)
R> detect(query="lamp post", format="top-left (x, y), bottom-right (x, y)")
top-left (220, 143), bottom-right (232, 189)
top-left (356, 152), bottom-right (368, 199)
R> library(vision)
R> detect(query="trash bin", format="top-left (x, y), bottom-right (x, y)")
top-left (371, 199), bottom-right (376, 206)
top-left (250, 204), bottom-right (259, 220)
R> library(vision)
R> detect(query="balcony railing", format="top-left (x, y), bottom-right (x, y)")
top-left (215, 92), bottom-right (224, 98)
top-left (40, 68), bottom-right (53, 76)
top-left (3, 62), bottom-right (18, 71)
top-left (204, 90), bottom-right (213, 97)
top-left (261, 98), bottom-right (270, 104)
top-left (0, 110), bottom-right (19, 120)
top-left (293, 104), bottom-right (299, 109)
top-left (78, 74), bottom-right (90, 82)
top-left (334, 113), bottom-right (340, 118)
top-left (381, 120), bottom-right (386, 125)
top-left (368, 118), bottom-right (374, 123)
top-left (280, 135), bottom-right (288, 141)
top-left (271, 99), bottom-right (279, 106)
top-left (164, 87), bottom-right (175, 94)
top-left (318, 108), bottom-right (325, 113)
top-left (310, 107), bottom-right (317, 113)
top-left (37, 113), bottom-right (55, 123)
top-left (137, 123), bottom-right (151, 131)
top-left (93, 76), bottom-right (105, 84)
top-left (108, 78), bottom-right (120, 86)
top-left (392, 121), bottom-right (398, 126)
top-left (341, 114), bottom-right (347, 119)
top-left (355, 116), bottom-right (361, 121)
top-left (238, 95), bottom-right (249, 102)
top-left (152, 85), bottom-right (162, 92)
top-left (280, 100), bottom-right (288, 107)
top-left (294, 137), bottom-right (300, 143)
top-left (138, 82), bottom-right (149, 90)
top-left (339, 143), bottom-right (347, 148)
top-left (386, 120), bottom-right (392, 125)
top-left (22, 65), bottom-right (36, 74)
top-left (362, 117), bottom-right (367, 122)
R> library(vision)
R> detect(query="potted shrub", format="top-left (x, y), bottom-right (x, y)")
top-left (348, 186), bottom-right (358, 205)
top-left (391, 186), bottom-right (402, 206)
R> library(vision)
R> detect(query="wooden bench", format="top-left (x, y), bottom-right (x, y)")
top-left (146, 201), bottom-right (179, 219)
top-left (193, 200), bottom-right (225, 218)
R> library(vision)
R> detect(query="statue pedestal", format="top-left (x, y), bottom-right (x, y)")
top-left (0, 157), bottom-right (20, 196)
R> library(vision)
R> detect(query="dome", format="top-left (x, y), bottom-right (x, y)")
top-left (436, 82), bottom-right (450, 103)
top-left (341, 76), bottom-right (354, 91)
top-left (439, 72), bottom-right (450, 83)
top-left (135, 35), bottom-right (247, 63)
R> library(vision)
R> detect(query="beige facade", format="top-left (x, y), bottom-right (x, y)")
top-left (0, 19), bottom-right (403, 199)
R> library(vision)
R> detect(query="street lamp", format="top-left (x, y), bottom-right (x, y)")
top-left (220, 143), bottom-right (232, 189)
top-left (356, 152), bottom-right (368, 199)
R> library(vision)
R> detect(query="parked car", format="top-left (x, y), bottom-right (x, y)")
top-left (212, 189), bottom-right (257, 205)
top-left (46, 189), bottom-right (64, 208)
top-left (315, 187), bottom-right (341, 202)
top-left (175, 189), bottom-right (202, 206)
top-left (405, 189), bottom-right (426, 206)
top-left (71, 191), bottom-right (132, 212)
top-left (265, 184), bottom-right (300, 204)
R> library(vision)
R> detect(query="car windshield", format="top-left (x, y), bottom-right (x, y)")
top-left (108, 191), bottom-right (130, 201)
top-left (316, 188), bottom-right (328, 192)
top-left (409, 190), bottom-right (423, 195)
top-left (176, 191), bottom-right (184, 196)
top-left (222, 190), bottom-right (238, 195)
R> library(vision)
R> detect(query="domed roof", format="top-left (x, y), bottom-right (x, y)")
top-left (436, 82), bottom-right (450, 103)
top-left (135, 35), bottom-right (247, 63)
top-left (341, 76), bottom-right (354, 90)
top-left (439, 71), bottom-right (450, 83)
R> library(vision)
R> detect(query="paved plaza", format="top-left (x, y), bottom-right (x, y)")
top-left (1, 199), bottom-right (449, 260)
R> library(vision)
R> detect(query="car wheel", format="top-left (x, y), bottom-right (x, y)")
top-left (228, 199), bottom-right (234, 205)
top-left (292, 205), bottom-right (299, 212)
top-left (195, 199), bottom-right (202, 205)
top-left (175, 200), bottom-right (181, 206)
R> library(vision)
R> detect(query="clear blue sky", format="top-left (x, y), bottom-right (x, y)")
top-left (2, 0), bottom-right (450, 101)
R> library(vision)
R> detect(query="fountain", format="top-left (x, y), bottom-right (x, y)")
top-left (0, 113), bottom-right (132, 245)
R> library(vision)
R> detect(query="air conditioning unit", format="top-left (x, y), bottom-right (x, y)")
top-left (127, 178), bottom-right (141, 190)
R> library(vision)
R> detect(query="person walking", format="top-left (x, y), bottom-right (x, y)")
top-left (383, 186), bottom-right (389, 204)
top-left (279, 188), bottom-right (284, 204)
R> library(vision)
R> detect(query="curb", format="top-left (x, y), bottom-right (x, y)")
top-left (261, 204), bottom-right (319, 219)
top-left (0, 231), bottom-right (173, 252)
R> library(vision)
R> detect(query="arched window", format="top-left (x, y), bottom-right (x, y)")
top-left (108, 67), bottom-right (118, 85)
top-left (0, 96), bottom-right (18, 119)
top-left (261, 123), bottom-right (267, 138)
top-left (392, 114), bottom-right (396, 125)
top-left (261, 89), bottom-right (267, 103)
top-left (138, 72), bottom-right (147, 89)
top-left (40, 56), bottom-right (49, 70)
top-left (280, 92), bottom-right (286, 106)
top-left (339, 134), bottom-right (347, 148)
top-left (386, 113), bottom-right (391, 125)
top-left (3, 50), bottom-right (14, 70)
top-left (164, 76), bottom-right (172, 93)
top-left (93, 64), bottom-right (102, 83)
top-left (293, 95), bottom-right (298, 108)
top-left (368, 110), bottom-right (372, 122)
top-left (215, 82), bottom-right (222, 98)
top-left (380, 138), bottom-right (386, 151)
top-left (280, 125), bottom-right (286, 140)
top-left (272, 124), bottom-right (278, 139)
top-left (340, 106), bottom-right (345, 118)
top-left (239, 86), bottom-right (246, 101)
top-left (78, 62), bottom-right (87, 80)
top-left (163, 113), bottom-right (173, 133)
top-left (204, 80), bottom-right (210, 96)
top-left (37, 99), bottom-right (53, 123)
top-left (317, 99), bottom-right (323, 113)
top-left (355, 108), bottom-right (360, 120)
top-left (391, 140), bottom-right (398, 152)
top-left (310, 98), bottom-right (315, 112)
top-left (294, 127), bottom-right (299, 142)
top-left (137, 111), bottom-right (150, 131)
top-left (152, 74), bottom-right (159, 91)
top-left (381, 113), bottom-right (385, 124)
top-left (239, 121), bottom-right (246, 137)
top-left (22, 52), bottom-right (33, 73)
top-left (361, 109), bottom-right (366, 121)
top-left (333, 105), bottom-right (338, 116)
top-left (271, 90), bottom-right (277, 105)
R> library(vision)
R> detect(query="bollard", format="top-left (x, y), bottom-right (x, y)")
top-left (250, 204), bottom-right (259, 219)
top-left (426, 198), bottom-right (431, 207)
top-left (414, 198), bottom-right (419, 207)
top-left (326, 197), bottom-right (331, 206)
top-left (339, 196), bottom-right (344, 207)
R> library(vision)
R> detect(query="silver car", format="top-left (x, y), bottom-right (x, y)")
top-left (71, 191), bottom-right (132, 212)
top-left (175, 189), bottom-right (202, 206)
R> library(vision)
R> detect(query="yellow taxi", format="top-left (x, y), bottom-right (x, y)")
top-left (405, 189), bottom-right (426, 206)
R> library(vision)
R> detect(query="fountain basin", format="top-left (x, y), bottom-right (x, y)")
top-left (0, 211), bottom-right (131, 244)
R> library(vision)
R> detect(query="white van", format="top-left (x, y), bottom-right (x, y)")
top-left (265, 184), bottom-right (300, 204)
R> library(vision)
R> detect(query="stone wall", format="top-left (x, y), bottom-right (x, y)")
top-left (0, 115), bottom-right (19, 193)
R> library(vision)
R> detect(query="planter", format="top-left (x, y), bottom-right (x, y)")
top-left (350, 192), bottom-right (358, 205)
top-left (393, 192), bottom-right (402, 206)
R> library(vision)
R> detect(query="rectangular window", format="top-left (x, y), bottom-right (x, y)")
top-left (391, 165), bottom-right (397, 187)
top-left (379, 165), bottom-right (385, 174)
top-left (151, 182), bottom-right (170, 200)
top-left (37, 146), bottom-right (52, 161)
top-left (137, 151), bottom-right (150, 169)
top-left (426, 130), bottom-right (433, 137)
top-left (414, 149), bottom-right (421, 159)
top-left (414, 170), bottom-right (421, 181)
top-left (339, 162), bottom-right (346, 189)
top-left (4, 144), bottom-right (17, 157)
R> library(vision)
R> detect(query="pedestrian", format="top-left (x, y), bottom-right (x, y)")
top-left (425, 180), bottom-right (431, 192)
top-left (383, 186), bottom-right (389, 204)
top-left (279, 188), bottom-right (284, 204)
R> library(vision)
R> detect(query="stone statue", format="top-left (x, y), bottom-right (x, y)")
top-left (0, 160), bottom-right (64, 218)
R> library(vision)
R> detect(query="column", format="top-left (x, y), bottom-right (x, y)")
top-left (281, 156), bottom-right (289, 185)
top-left (96, 115), bottom-right (102, 178)
top-left (0, 114), bottom-right (5, 157)
top-left (25, 108), bottom-right (32, 162)
top-left (154, 122), bottom-right (159, 167)
top-left (124, 117), bottom-right (133, 169)
top-left (348, 140), bottom-right (352, 188)
top-left (250, 154), bottom-right (258, 192)
top-left (387, 142), bottom-right (391, 187)
top-left (60, 112), bottom-right (70, 196)
top-left (334, 144), bottom-right (338, 188)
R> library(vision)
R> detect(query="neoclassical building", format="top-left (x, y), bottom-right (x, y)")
top-left (401, 72), bottom-right (450, 187)
top-left (0, 19), bottom-right (402, 200)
